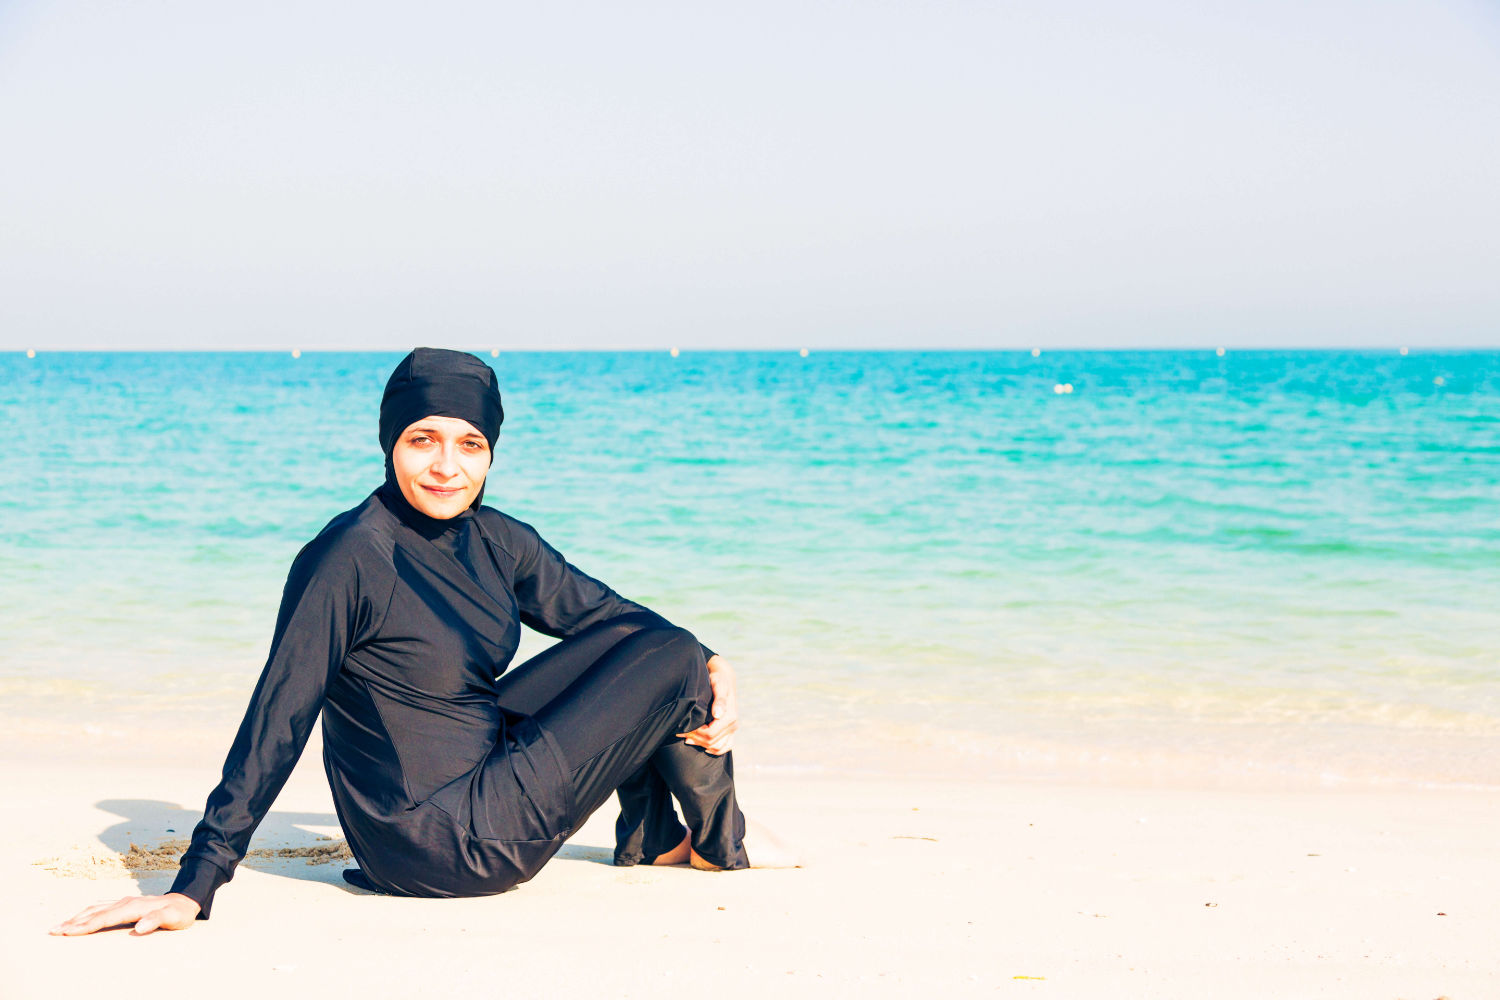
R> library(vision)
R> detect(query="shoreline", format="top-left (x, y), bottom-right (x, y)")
top-left (9, 695), bottom-right (1497, 793)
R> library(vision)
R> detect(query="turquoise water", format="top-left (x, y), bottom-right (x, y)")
top-left (3, 350), bottom-right (1498, 784)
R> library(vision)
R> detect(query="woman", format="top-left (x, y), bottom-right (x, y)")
top-left (53, 348), bottom-right (774, 936)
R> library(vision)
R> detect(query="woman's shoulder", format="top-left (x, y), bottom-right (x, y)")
top-left (293, 494), bottom-right (400, 572)
top-left (473, 505), bottom-right (543, 559)
top-left (474, 504), bottom-right (531, 533)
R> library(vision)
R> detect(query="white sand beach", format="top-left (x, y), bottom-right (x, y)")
top-left (8, 720), bottom-right (1497, 1000)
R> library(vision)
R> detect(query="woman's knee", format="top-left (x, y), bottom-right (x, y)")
top-left (586, 611), bottom-right (676, 646)
top-left (604, 624), bottom-right (706, 703)
top-left (650, 627), bottom-right (712, 707)
top-left (646, 625), bottom-right (705, 669)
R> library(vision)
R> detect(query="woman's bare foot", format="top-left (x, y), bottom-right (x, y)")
top-left (652, 832), bottom-right (734, 870)
top-left (686, 817), bottom-right (802, 870)
top-left (650, 831), bottom-right (691, 866)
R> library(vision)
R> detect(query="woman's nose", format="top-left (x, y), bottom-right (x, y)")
top-left (431, 446), bottom-right (460, 477)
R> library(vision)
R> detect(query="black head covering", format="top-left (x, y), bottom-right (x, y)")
top-left (379, 348), bottom-right (504, 454)
top-left (378, 348), bottom-right (504, 520)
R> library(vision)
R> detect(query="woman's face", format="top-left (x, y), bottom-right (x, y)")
top-left (391, 415), bottom-right (491, 519)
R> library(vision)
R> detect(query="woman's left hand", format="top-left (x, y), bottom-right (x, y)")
top-left (678, 655), bottom-right (738, 755)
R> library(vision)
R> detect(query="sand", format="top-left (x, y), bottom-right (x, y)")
top-left (5, 725), bottom-right (1497, 1000)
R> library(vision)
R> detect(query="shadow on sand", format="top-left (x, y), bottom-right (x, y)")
top-left (91, 798), bottom-right (616, 897)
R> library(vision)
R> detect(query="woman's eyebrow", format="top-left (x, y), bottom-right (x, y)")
top-left (405, 426), bottom-right (486, 440)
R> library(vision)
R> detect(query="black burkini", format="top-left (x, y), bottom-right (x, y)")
top-left (170, 349), bottom-right (747, 917)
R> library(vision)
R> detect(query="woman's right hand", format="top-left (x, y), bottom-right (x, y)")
top-left (50, 893), bottom-right (200, 936)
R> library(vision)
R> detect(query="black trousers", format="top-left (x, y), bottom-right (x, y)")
top-left (494, 613), bottom-right (749, 870)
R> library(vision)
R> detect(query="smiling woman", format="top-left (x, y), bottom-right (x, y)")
top-left (391, 416), bottom-right (492, 519)
top-left (51, 347), bottom-right (793, 938)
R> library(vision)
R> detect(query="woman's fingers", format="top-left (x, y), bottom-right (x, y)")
top-left (677, 716), bottom-right (738, 754)
top-left (52, 897), bottom-right (134, 933)
top-left (51, 896), bottom-right (150, 935)
top-left (707, 678), bottom-right (737, 720)
top-left (58, 900), bottom-right (119, 923)
top-left (677, 717), bottom-right (734, 742)
top-left (50, 894), bottom-right (198, 936)
top-left (131, 900), bottom-right (196, 935)
top-left (688, 655), bottom-right (739, 754)
top-left (133, 895), bottom-right (200, 934)
top-left (703, 718), bottom-right (737, 752)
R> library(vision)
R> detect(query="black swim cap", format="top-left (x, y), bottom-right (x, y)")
top-left (378, 348), bottom-right (504, 457)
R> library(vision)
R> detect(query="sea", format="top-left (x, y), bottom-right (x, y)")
top-left (3, 349), bottom-right (1498, 788)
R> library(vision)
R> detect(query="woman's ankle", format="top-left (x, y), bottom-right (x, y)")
top-left (650, 831), bottom-right (692, 866)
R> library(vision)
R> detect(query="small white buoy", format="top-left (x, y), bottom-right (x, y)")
top-left (1031, 348), bottom-right (1041, 357)
top-left (491, 349), bottom-right (499, 357)
top-left (26, 348), bottom-right (36, 358)
top-left (1063, 383), bottom-right (1074, 394)
top-left (670, 347), bottom-right (680, 358)
top-left (1399, 347), bottom-right (1409, 356)
top-left (1433, 376), bottom-right (1445, 386)
top-left (1053, 384), bottom-right (1065, 394)
top-left (291, 348), bottom-right (302, 359)
top-left (1216, 347), bottom-right (1226, 357)
top-left (799, 348), bottom-right (809, 358)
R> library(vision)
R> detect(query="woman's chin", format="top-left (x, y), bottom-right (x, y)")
top-left (407, 486), bottom-right (477, 519)
top-left (413, 496), bottom-right (470, 519)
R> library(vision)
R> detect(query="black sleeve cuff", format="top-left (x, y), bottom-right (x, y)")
top-left (170, 855), bottom-right (232, 920)
top-left (699, 642), bottom-right (716, 663)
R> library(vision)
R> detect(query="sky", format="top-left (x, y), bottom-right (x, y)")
top-left (1, 0), bottom-right (1497, 351)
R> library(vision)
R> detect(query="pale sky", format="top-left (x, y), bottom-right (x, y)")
top-left (1, 0), bottom-right (1497, 351)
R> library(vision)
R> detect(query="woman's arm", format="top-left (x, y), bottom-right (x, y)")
top-left (499, 513), bottom-right (735, 749)
top-left (504, 516), bottom-right (666, 636)
top-left (499, 513), bottom-right (717, 657)
top-left (51, 527), bottom-right (389, 935)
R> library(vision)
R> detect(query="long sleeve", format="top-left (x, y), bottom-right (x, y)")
top-left (170, 528), bottom-right (389, 918)
top-left (506, 518), bottom-right (715, 660)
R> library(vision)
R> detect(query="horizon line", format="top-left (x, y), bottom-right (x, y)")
top-left (7, 345), bottom-right (1498, 356)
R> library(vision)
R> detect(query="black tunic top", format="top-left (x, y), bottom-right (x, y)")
top-left (171, 483), bottom-right (701, 915)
